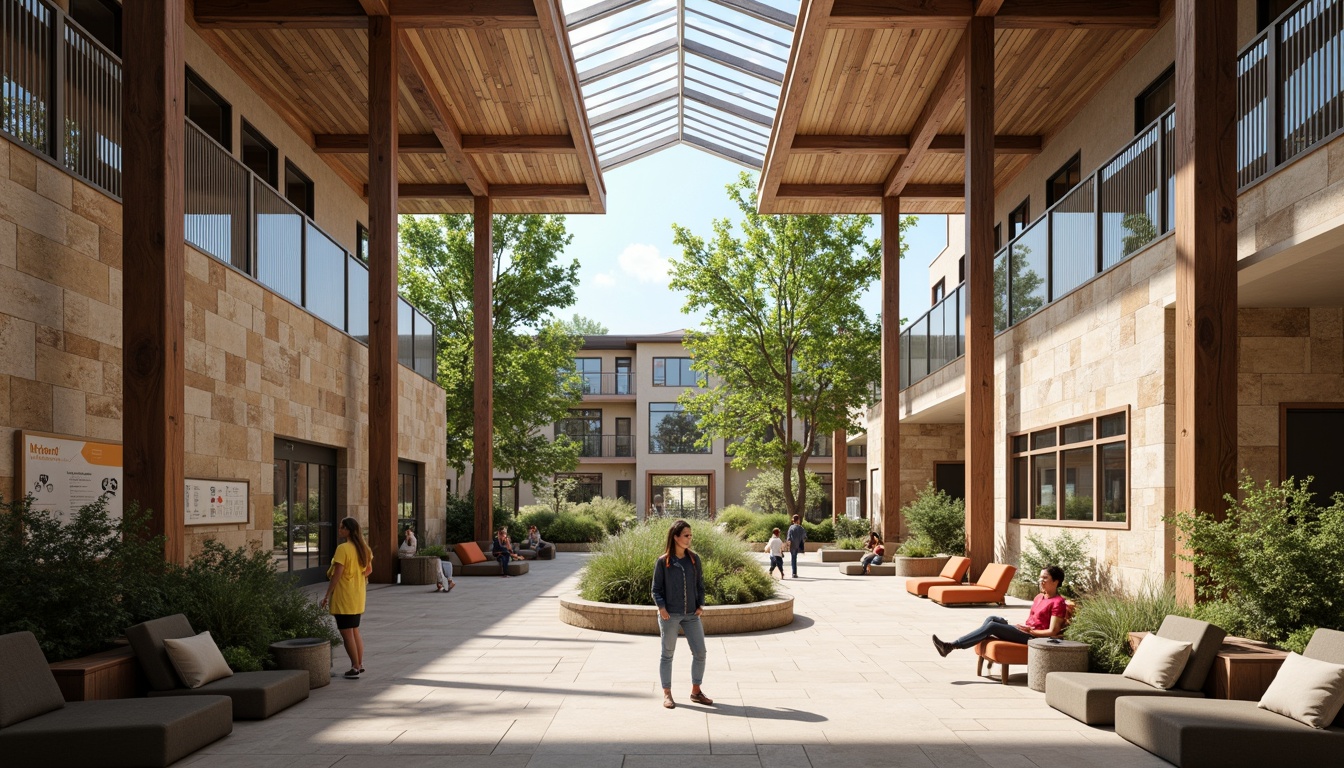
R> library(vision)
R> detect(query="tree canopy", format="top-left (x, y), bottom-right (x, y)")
top-left (669, 173), bottom-right (906, 517)
top-left (398, 213), bottom-right (584, 486)
top-left (556, 314), bottom-right (608, 335)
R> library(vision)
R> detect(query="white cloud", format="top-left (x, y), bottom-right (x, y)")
top-left (617, 243), bottom-right (671, 284)
top-left (593, 272), bottom-right (617, 287)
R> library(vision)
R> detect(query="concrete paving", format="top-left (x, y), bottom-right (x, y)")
top-left (180, 552), bottom-right (1172, 768)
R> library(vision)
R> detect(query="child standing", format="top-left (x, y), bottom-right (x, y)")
top-left (766, 528), bottom-right (785, 579)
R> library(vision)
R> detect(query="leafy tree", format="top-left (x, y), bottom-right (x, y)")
top-left (398, 213), bottom-right (584, 487)
top-left (650, 409), bottom-right (707, 454)
top-left (669, 173), bottom-right (899, 518)
top-left (557, 313), bottom-right (608, 335)
top-left (993, 243), bottom-right (1046, 330)
top-left (743, 469), bottom-right (827, 521)
top-left (1121, 212), bottom-right (1158, 256)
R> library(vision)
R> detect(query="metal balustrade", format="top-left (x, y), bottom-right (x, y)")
top-left (571, 371), bottom-right (638, 396)
top-left (555, 433), bottom-right (638, 459)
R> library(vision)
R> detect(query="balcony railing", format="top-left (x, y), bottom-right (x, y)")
top-left (556, 434), bottom-right (637, 458)
top-left (0, 0), bottom-right (436, 381)
top-left (572, 371), bottom-right (637, 396)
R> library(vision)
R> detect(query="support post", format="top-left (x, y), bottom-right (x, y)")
top-left (880, 196), bottom-right (902, 544)
top-left (832, 428), bottom-right (847, 522)
top-left (473, 196), bottom-right (494, 542)
top-left (1174, 0), bottom-right (1237, 604)
top-left (122, 0), bottom-right (185, 563)
top-left (367, 15), bottom-right (399, 583)
top-left (963, 16), bottom-right (996, 579)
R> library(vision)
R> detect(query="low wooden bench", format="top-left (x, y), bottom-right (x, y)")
top-left (1129, 631), bottom-right (1288, 701)
top-left (48, 645), bottom-right (140, 702)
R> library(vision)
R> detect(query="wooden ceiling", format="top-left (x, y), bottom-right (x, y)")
top-left (757, 0), bottom-right (1166, 214)
top-left (188, 0), bottom-right (606, 214)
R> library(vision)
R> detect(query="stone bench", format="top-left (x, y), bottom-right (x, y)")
top-left (838, 562), bottom-right (896, 576)
top-left (821, 549), bottom-right (864, 562)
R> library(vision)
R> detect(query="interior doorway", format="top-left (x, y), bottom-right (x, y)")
top-left (273, 439), bottom-right (338, 586)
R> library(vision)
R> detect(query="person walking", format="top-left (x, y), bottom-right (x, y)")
top-left (765, 527), bottom-right (785, 579)
top-left (858, 532), bottom-right (885, 575)
top-left (786, 514), bottom-right (807, 578)
top-left (320, 517), bottom-right (373, 679)
top-left (651, 519), bottom-right (713, 709)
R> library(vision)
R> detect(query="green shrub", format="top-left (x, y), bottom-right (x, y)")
top-left (579, 520), bottom-right (775, 606)
top-left (836, 536), bottom-right (866, 550)
top-left (1017, 529), bottom-right (1095, 598)
top-left (444, 494), bottom-right (520, 544)
top-left (418, 544), bottom-right (448, 559)
top-left (896, 538), bottom-right (937, 557)
top-left (1170, 475), bottom-right (1344, 645)
top-left (1190, 600), bottom-right (1252, 640)
top-left (832, 516), bottom-right (871, 540)
top-left (899, 484), bottom-right (965, 556)
top-left (716, 505), bottom-right (757, 535)
top-left (543, 512), bottom-right (606, 543)
top-left (744, 469), bottom-right (828, 521)
top-left (573, 497), bottom-right (637, 535)
top-left (1064, 581), bottom-right (1196, 673)
top-left (806, 518), bottom-right (834, 543)
top-left (221, 645), bottom-right (266, 673)
top-left (1284, 626), bottom-right (1318, 655)
top-left (743, 512), bottom-right (792, 542)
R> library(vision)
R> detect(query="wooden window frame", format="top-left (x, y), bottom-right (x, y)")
top-left (1009, 406), bottom-right (1131, 530)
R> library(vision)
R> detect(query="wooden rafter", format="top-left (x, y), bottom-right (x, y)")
top-left (792, 134), bottom-right (1041, 154)
top-left (193, 0), bottom-right (540, 29)
top-left (314, 134), bottom-right (577, 154)
top-left (361, 183), bottom-right (590, 198)
top-left (883, 33), bottom-right (967, 197)
top-left (532, 0), bottom-right (606, 211)
top-left (776, 183), bottom-right (962, 198)
top-left (827, 0), bottom-right (1159, 29)
top-left (398, 31), bottom-right (489, 197)
top-left (758, 0), bottom-right (836, 207)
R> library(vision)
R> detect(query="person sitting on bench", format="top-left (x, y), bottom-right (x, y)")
top-left (526, 525), bottom-right (555, 559)
top-left (859, 532), bottom-right (885, 575)
top-left (492, 527), bottom-right (525, 577)
top-left (931, 565), bottom-right (1068, 656)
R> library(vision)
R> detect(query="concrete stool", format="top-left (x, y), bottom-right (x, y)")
top-left (401, 555), bottom-right (441, 585)
top-left (1028, 637), bottom-right (1090, 692)
top-left (270, 638), bottom-right (332, 689)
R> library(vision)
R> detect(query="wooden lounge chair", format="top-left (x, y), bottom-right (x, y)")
top-left (1115, 628), bottom-right (1344, 768)
top-left (905, 556), bottom-right (971, 596)
top-left (927, 562), bottom-right (1016, 606)
top-left (0, 631), bottom-right (232, 768)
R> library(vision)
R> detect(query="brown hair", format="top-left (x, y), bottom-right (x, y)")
top-left (791, 514), bottom-right (800, 523)
top-left (662, 519), bottom-right (695, 562)
top-left (340, 517), bottom-right (371, 569)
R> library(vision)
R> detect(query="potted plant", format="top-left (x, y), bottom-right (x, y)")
top-left (892, 484), bottom-right (966, 577)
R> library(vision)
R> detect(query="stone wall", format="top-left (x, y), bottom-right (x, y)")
top-left (0, 132), bottom-right (448, 557)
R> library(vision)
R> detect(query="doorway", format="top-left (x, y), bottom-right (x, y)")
top-left (1283, 406), bottom-right (1344, 502)
top-left (273, 439), bottom-right (338, 586)
top-left (935, 461), bottom-right (965, 501)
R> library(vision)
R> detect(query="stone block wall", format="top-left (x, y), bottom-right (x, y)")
top-left (0, 133), bottom-right (448, 557)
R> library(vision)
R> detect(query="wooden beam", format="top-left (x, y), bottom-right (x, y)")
top-left (193, 0), bottom-right (539, 28)
top-left (884, 34), bottom-right (967, 197)
top-left (880, 196), bottom-right (901, 544)
top-left (462, 134), bottom-right (577, 153)
top-left (974, 0), bottom-right (1006, 14)
top-left (367, 15), bottom-right (400, 585)
top-left (1173, 0), bottom-right (1237, 604)
top-left (832, 429), bottom-right (848, 522)
top-left (830, 0), bottom-right (973, 28)
top-left (122, 0), bottom-right (186, 565)
top-left (776, 183), bottom-right (962, 199)
top-left (398, 31), bottom-right (489, 197)
top-left (758, 0), bottom-right (836, 206)
top-left (473, 195), bottom-right (494, 542)
top-left (963, 15), bottom-right (995, 582)
top-left (533, 0), bottom-right (606, 211)
top-left (928, 134), bottom-right (1041, 153)
top-left (360, 183), bottom-right (588, 198)
top-left (903, 184), bottom-right (965, 198)
top-left (359, 0), bottom-right (391, 15)
top-left (792, 133), bottom-right (1041, 154)
top-left (828, 0), bottom-right (1158, 28)
top-left (316, 133), bottom-right (577, 154)
top-left (315, 133), bottom-right (442, 153)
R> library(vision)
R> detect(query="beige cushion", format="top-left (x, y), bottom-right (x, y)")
top-left (163, 631), bottom-right (234, 689)
top-left (1257, 651), bottom-right (1344, 729)
top-left (1123, 633), bottom-right (1192, 690)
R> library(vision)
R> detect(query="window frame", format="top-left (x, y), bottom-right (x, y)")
top-left (1046, 152), bottom-right (1082, 208)
top-left (356, 223), bottom-right (369, 262)
top-left (185, 67), bottom-right (232, 150)
top-left (492, 477), bottom-right (519, 513)
top-left (1007, 198), bottom-right (1030, 240)
top-left (1135, 65), bottom-right (1175, 135)
top-left (648, 402), bottom-right (710, 454)
top-left (652, 356), bottom-right (704, 387)
top-left (555, 472), bottom-right (603, 503)
top-left (556, 408), bottom-right (603, 457)
top-left (284, 159), bottom-right (315, 218)
top-left (931, 278), bottom-right (946, 305)
top-left (240, 120), bottom-right (278, 188)
top-left (571, 357), bottom-right (602, 394)
top-left (1009, 407), bottom-right (1130, 529)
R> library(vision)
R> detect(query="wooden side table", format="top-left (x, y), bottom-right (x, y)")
top-left (1027, 638), bottom-right (1090, 692)
top-left (1127, 631), bottom-right (1287, 701)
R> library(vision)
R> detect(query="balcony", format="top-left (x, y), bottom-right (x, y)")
top-left (557, 434), bottom-right (637, 461)
top-left (573, 372), bottom-right (637, 398)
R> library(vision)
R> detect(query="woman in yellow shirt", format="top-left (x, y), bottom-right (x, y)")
top-left (320, 517), bottom-right (373, 679)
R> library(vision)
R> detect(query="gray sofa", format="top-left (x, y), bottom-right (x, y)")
top-left (126, 615), bottom-right (310, 719)
top-left (1115, 628), bottom-right (1344, 768)
top-left (448, 543), bottom-right (531, 576)
top-left (0, 631), bottom-right (232, 768)
top-left (1045, 615), bottom-right (1227, 725)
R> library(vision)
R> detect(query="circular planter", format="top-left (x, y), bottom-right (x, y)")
top-left (820, 549), bottom-right (864, 562)
top-left (270, 638), bottom-right (331, 689)
top-left (559, 593), bottom-right (794, 635)
top-left (891, 555), bottom-right (951, 577)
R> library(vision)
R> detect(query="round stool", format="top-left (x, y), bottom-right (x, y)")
top-left (1027, 638), bottom-right (1089, 692)
top-left (270, 638), bottom-right (332, 689)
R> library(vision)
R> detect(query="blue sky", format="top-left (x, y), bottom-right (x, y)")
top-left (561, 144), bottom-right (950, 334)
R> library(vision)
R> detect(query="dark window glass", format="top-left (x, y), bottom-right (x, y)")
top-left (556, 409), bottom-right (603, 457)
top-left (1099, 413), bottom-right (1126, 438)
top-left (1061, 448), bottom-right (1094, 521)
top-left (1061, 421), bottom-right (1094, 445)
top-left (993, 225), bottom-right (1001, 251)
top-left (1258, 0), bottom-right (1298, 31)
top-left (932, 278), bottom-right (946, 304)
top-left (958, 255), bottom-right (966, 283)
top-left (1012, 435), bottom-right (1029, 453)
top-left (1099, 443), bottom-right (1126, 523)
top-left (1284, 408), bottom-right (1344, 503)
top-left (1031, 429), bottom-right (1056, 450)
top-left (652, 357), bottom-right (703, 387)
top-left (572, 358), bottom-right (602, 394)
top-left (1010, 411), bottom-right (1128, 525)
top-left (1033, 454), bottom-right (1057, 519)
top-left (615, 357), bottom-right (633, 394)
top-left (1008, 199), bottom-right (1030, 239)
top-left (1013, 457), bottom-right (1029, 519)
top-left (649, 403), bottom-right (708, 454)
top-left (1046, 153), bottom-right (1082, 207)
top-left (284, 160), bottom-right (314, 218)
top-left (356, 224), bottom-right (369, 262)
top-left (69, 0), bottom-right (121, 55)
top-left (1135, 67), bottom-right (1174, 133)
top-left (185, 68), bottom-right (231, 149)
top-left (493, 477), bottom-right (518, 513)
top-left (398, 461), bottom-right (420, 542)
top-left (240, 121), bottom-right (277, 187)
top-left (556, 473), bottom-right (602, 503)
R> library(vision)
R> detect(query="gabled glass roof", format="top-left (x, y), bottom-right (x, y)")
top-left (564, 0), bottom-right (797, 171)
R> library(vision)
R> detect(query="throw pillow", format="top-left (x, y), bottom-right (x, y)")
top-left (163, 631), bottom-right (234, 689)
top-left (1122, 633), bottom-right (1193, 690)
top-left (1258, 652), bottom-right (1344, 728)
top-left (446, 549), bottom-right (463, 568)
top-left (456, 541), bottom-right (487, 565)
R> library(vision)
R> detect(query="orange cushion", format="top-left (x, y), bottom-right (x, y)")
top-left (905, 576), bottom-right (956, 596)
top-left (940, 556), bottom-right (972, 582)
top-left (456, 541), bottom-right (487, 565)
top-left (927, 584), bottom-right (1005, 605)
top-left (975, 639), bottom-right (1028, 665)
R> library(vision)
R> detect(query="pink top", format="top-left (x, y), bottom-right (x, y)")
top-left (1024, 594), bottom-right (1068, 631)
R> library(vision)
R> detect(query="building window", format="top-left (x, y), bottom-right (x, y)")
top-left (70, 0), bottom-right (121, 55)
top-left (240, 121), bottom-right (277, 188)
top-left (1046, 153), bottom-right (1082, 207)
top-left (649, 403), bottom-right (709, 454)
top-left (814, 433), bottom-right (833, 458)
top-left (185, 68), bottom-right (231, 149)
top-left (1282, 406), bottom-right (1344, 503)
top-left (556, 408), bottom-right (603, 457)
top-left (958, 255), bottom-right (966, 282)
top-left (1010, 409), bottom-right (1128, 525)
top-left (284, 160), bottom-right (314, 218)
top-left (572, 357), bottom-right (602, 394)
top-left (847, 444), bottom-right (867, 458)
top-left (356, 223), bottom-right (369, 262)
top-left (650, 474), bottom-right (710, 517)
top-left (1135, 66), bottom-right (1174, 134)
top-left (1258, 0), bottom-right (1298, 31)
top-left (492, 477), bottom-right (518, 513)
top-left (652, 357), bottom-right (703, 387)
top-left (993, 225), bottom-right (1001, 251)
top-left (556, 473), bottom-right (602, 503)
top-left (932, 278), bottom-right (946, 305)
top-left (397, 461), bottom-right (421, 542)
top-left (1008, 199), bottom-right (1030, 239)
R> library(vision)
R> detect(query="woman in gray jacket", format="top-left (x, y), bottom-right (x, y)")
top-left (651, 519), bottom-right (713, 709)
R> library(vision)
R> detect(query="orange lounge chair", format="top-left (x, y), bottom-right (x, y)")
top-left (905, 555), bottom-right (972, 597)
top-left (927, 562), bottom-right (1016, 606)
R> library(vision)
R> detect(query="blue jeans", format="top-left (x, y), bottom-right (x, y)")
top-left (951, 616), bottom-right (1033, 649)
top-left (860, 553), bottom-right (884, 573)
top-left (768, 555), bottom-right (784, 575)
top-left (790, 549), bottom-right (800, 576)
top-left (658, 613), bottom-right (706, 690)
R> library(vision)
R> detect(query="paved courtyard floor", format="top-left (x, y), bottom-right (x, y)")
top-left (181, 552), bottom-right (1171, 768)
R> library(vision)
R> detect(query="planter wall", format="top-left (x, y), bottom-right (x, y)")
top-left (891, 555), bottom-right (951, 577)
top-left (560, 593), bottom-right (794, 635)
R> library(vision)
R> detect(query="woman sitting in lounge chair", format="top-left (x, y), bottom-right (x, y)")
top-left (931, 565), bottom-right (1068, 656)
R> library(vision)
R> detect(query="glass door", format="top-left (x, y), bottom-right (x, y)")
top-left (615, 357), bottom-right (632, 394)
top-left (273, 440), bottom-right (337, 585)
top-left (615, 417), bottom-right (632, 457)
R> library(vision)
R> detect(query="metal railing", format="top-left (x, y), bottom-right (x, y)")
top-left (555, 433), bottom-right (637, 458)
top-left (572, 371), bottom-right (637, 395)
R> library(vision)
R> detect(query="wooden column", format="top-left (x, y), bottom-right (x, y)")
top-left (473, 195), bottom-right (494, 541)
top-left (367, 16), bottom-right (399, 584)
top-left (122, 0), bottom-right (185, 563)
top-left (831, 428), bottom-right (847, 521)
top-left (1174, 0), bottom-right (1237, 603)
top-left (880, 196), bottom-right (902, 543)
top-left (963, 16), bottom-right (996, 579)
